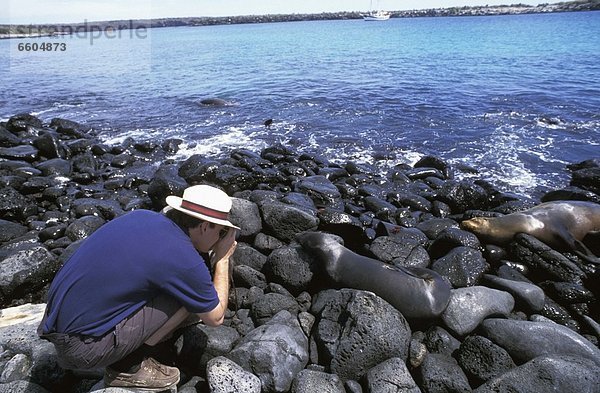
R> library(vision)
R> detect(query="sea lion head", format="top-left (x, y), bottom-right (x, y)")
top-left (296, 231), bottom-right (345, 279)
top-left (461, 217), bottom-right (492, 234)
top-left (462, 216), bottom-right (521, 244)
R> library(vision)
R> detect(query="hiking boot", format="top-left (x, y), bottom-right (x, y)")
top-left (104, 357), bottom-right (180, 391)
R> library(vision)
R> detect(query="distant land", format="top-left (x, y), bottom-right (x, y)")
top-left (1, 0), bottom-right (598, 39)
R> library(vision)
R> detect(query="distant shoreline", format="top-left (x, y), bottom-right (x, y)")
top-left (0, 0), bottom-right (598, 39)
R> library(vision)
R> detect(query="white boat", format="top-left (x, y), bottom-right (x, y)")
top-left (363, 0), bottom-right (391, 21)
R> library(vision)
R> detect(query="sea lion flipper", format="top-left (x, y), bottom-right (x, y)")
top-left (573, 239), bottom-right (600, 265)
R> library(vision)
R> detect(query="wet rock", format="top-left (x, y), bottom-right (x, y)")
top-left (473, 355), bottom-right (600, 393)
top-left (0, 125), bottom-right (22, 147)
top-left (441, 287), bottom-right (515, 336)
top-left (294, 176), bottom-right (343, 209)
top-left (20, 177), bottom-right (58, 195)
top-left (0, 220), bottom-right (28, 244)
top-left (0, 146), bottom-right (39, 163)
top-left (6, 114), bottom-right (43, 133)
top-left (311, 289), bottom-right (411, 381)
top-left (282, 192), bottom-right (317, 214)
top-left (387, 191), bottom-right (432, 213)
top-left (405, 167), bottom-right (445, 181)
top-left (416, 218), bottom-right (459, 239)
top-left (541, 186), bottom-right (600, 203)
top-left (428, 227), bottom-right (481, 259)
top-left (0, 380), bottom-right (50, 392)
top-left (64, 216), bottom-right (106, 241)
top-left (414, 155), bottom-right (453, 179)
top-left (178, 155), bottom-right (220, 183)
top-left (364, 196), bottom-right (397, 221)
top-left (32, 132), bottom-right (67, 160)
top-left (365, 357), bottom-right (420, 393)
top-left (227, 310), bottom-right (309, 393)
top-left (147, 164), bottom-right (188, 210)
top-left (317, 209), bottom-right (365, 246)
top-left (539, 296), bottom-right (580, 330)
top-left (35, 158), bottom-right (72, 178)
top-left (0, 244), bottom-right (59, 305)
top-left (570, 167), bottom-right (600, 195)
top-left (455, 335), bottom-right (516, 386)
top-left (260, 201), bottom-right (319, 242)
top-left (436, 180), bottom-right (490, 213)
top-left (431, 246), bottom-right (489, 287)
top-left (510, 234), bottom-right (586, 284)
top-left (49, 118), bottom-right (91, 138)
top-left (539, 281), bottom-right (595, 304)
top-left (38, 225), bottom-right (67, 242)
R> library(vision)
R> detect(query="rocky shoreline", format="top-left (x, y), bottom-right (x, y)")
top-left (0, 113), bottom-right (599, 392)
top-left (1, 0), bottom-right (599, 38)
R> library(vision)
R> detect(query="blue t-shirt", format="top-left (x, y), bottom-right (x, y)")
top-left (42, 210), bottom-right (219, 336)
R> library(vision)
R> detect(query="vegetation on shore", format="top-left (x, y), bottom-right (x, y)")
top-left (0, 0), bottom-right (598, 37)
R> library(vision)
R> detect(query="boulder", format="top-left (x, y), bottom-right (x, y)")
top-left (455, 335), bottom-right (516, 385)
top-left (230, 198), bottom-right (262, 239)
top-left (206, 356), bottom-right (261, 393)
top-left (260, 201), bottom-right (319, 242)
top-left (147, 164), bottom-right (188, 210)
top-left (365, 357), bottom-right (420, 393)
top-left (264, 246), bottom-right (315, 295)
top-left (294, 176), bottom-right (343, 210)
top-left (431, 246), bottom-right (489, 287)
top-left (311, 289), bottom-right (411, 381)
top-left (227, 310), bottom-right (308, 393)
top-left (0, 244), bottom-right (59, 305)
top-left (441, 287), bottom-right (515, 336)
top-left (179, 324), bottom-right (240, 375)
top-left (418, 353), bottom-right (471, 393)
top-left (483, 274), bottom-right (545, 312)
top-left (479, 318), bottom-right (600, 367)
top-left (291, 369), bottom-right (345, 393)
top-left (474, 355), bottom-right (600, 393)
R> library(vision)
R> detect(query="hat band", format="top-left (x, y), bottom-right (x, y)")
top-left (181, 200), bottom-right (229, 221)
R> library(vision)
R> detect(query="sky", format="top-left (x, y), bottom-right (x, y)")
top-left (1, 0), bottom-right (542, 24)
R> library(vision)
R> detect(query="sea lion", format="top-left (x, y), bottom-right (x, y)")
top-left (296, 232), bottom-right (451, 319)
top-left (461, 201), bottom-right (600, 264)
top-left (199, 98), bottom-right (233, 106)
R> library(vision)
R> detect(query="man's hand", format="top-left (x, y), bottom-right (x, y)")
top-left (211, 227), bottom-right (237, 263)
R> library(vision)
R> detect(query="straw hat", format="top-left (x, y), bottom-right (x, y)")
top-left (165, 185), bottom-right (239, 229)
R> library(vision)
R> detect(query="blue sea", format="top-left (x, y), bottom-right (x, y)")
top-left (1, 11), bottom-right (599, 198)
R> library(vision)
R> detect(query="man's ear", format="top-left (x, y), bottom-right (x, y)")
top-left (199, 221), bottom-right (210, 233)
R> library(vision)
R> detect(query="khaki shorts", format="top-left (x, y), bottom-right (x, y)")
top-left (38, 295), bottom-right (181, 370)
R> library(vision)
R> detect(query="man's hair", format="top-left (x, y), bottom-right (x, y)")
top-left (164, 208), bottom-right (215, 235)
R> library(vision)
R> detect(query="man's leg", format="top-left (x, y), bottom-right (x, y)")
top-left (144, 306), bottom-right (189, 346)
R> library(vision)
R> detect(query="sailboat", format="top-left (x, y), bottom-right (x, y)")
top-left (363, 0), bottom-right (391, 21)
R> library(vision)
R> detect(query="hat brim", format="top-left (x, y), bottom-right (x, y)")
top-left (165, 196), bottom-right (240, 230)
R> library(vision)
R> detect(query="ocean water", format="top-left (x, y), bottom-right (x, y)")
top-left (1, 11), bottom-right (599, 198)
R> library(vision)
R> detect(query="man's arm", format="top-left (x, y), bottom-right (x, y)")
top-left (199, 229), bottom-right (237, 326)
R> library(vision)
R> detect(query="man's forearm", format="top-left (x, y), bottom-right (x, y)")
top-left (212, 257), bottom-right (230, 315)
